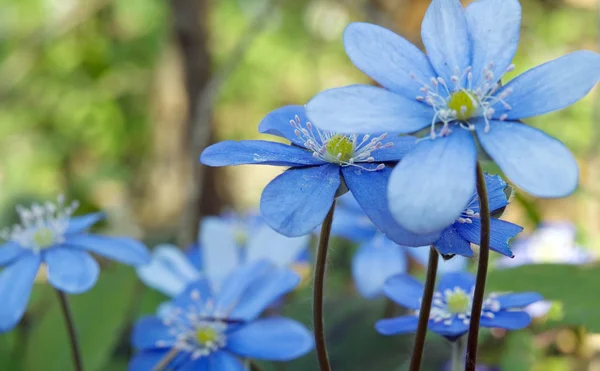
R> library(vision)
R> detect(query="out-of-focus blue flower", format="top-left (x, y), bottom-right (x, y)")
top-left (201, 105), bottom-right (440, 247)
top-left (129, 261), bottom-right (313, 370)
top-left (442, 362), bottom-right (499, 371)
top-left (137, 213), bottom-right (310, 297)
top-left (306, 0), bottom-right (600, 234)
top-left (332, 194), bottom-right (468, 298)
top-left (376, 272), bottom-right (542, 341)
top-left (0, 196), bottom-right (150, 332)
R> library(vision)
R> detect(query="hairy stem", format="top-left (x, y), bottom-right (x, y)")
top-left (56, 290), bottom-right (83, 371)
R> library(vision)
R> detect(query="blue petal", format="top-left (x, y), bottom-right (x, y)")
top-left (455, 218), bottom-right (523, 257)
top-left (0, 242), bottom-right (25, 266)
top-left (476, 121), bottom-right (578, 198)
top-left (213, 261), bottom-right (272, 314)
top-left (227, 318), bottom-right (313, 361)
top-left (370, 135), bottom-right (418, 163)
top-left (481, 311), bottom-right (531, 330)
top-left (229, 268), bottom-right (300, 321)
top-left (44, 247), bottom-right (99, 294)
top-left (246, 224), bottom-right (309, 268)
top-left (331, 195), bottom-right (376, 242)
top-left (437, 271), bottom-right (475, 293)
top-left (172, 279), bottom-right (214, 309)
top-left (204, 351), bottom-right (244, 371)
top-left (200, 217), bottom-right (240, 288)
top-left (260, 165), bottom-right (340, 237)
top-left (375, 316), bottom-right (419, 335)
top-left (438, 256), bottom-right (469, 275)
top-left (131, 316), bottom-right (175, 350)
top-left (343, 22), bottom-right (436, 98)
top-left (421, 0), bottom-right (471, 84)
top-left (496, 292), bottom-right (543, 310)
top-left (383, 274), bottom-right (424, 309)
top-left (484, 173), bottom-right (510, 212)
top-left (179, 356), bottom-right (210, 371)
top-left (388, 129), bottom-right (477, 234)
top-left (465, 0), bottom-right (521, 88)
top-left (66, 234), bottom-right (150, 266)
top-left (429, 317), bottom-right (469, 338)
top-left (404, 246), bottom-right (431, 267)
top-left (434, 226), bottom-right (474, 257)
top-left (0, 253), bottom-right (40, 332)
top-left (306, 85), bottom-right (433, 134)
top-left (137, 245), bottom-right (200, 297)
top-left (128, 350), bottom-right (172, 371)
top-left (200, 140), bottom-right (322, 167)
top-left (342, 166), bottom-right (441, 247)
top-left (65, 212), bottom-right (104, 235)
top-left (352, 236), bottom-right (408, 298)
top-left (258, 105), bottom-right (308, 147)
top-left (495, 51), bottom-right (600, 120)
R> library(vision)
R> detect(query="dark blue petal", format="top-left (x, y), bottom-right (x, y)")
top-left (128, 350), bottom-right (171, 371)
top-left (352, 236), bottom-right (408, 298)
top-left (437, 271), bottom-right (475, 293)
top-left (44, 247), bottom-right (99, 294)
top-left (342, 166), bottom-right (440, 247)
top-left (370, 135), bottom-right (418, 163)
top-left (495, 51), bottom-right (600, 120)
top-left (455, 218), bottom-right (523, 257)
top-left (429, 317), bottom-right (469, 338)
top-left (227, 318), bottom-right (313, 361)
top-left (484, 173), bottom-right (510, 212)
top-left (421, 0), bottom-right (471, 84)
top-left (204, 351), bottom-right (245, 371)
top-left (306, 85), bottom-right (433, 134)
top-left (434, 226), bottom-right (474, 257)
top-left (0, 242), bottom-right (25, 266)
top-left (66, 234), bottom-right (150, 266)
top-left (179, 356), bottom-right (210, 371)
top-left (200, 217), bottom-right (240, 287)
top-left (0, 253), bottom-right (40, 332)
top-left (476, 121), bottom-right (578, 198)
top-left (343, 22), bottom-right (436, 98)
top-left (388, 130), bottom-right (477, 234)
top-left (200, 140), bottom-right (322, 167)
top-left (65, 212), bottom-right (104, 235)
top-left (258, 105), bottom-right (308, 147)
top-left (383, 274), bottom-right (424, 309)
top-left (260, 165), bottom-right (340, 237)
top-left (131, 316), bottom-right (176, 350)
top-left (496, 292), bottom-right (543, 310)
top-left (375, 316), bottom-right (419, 335)
top-left (481, 311), bottom-right (531, 330)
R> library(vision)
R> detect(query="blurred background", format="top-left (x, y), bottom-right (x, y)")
top-left (0, 0), bottom-right (599, 370)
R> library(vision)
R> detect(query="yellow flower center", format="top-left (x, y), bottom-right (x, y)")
top-left (325, 134), bottom-right (354, 162)
top-left (447, 90), bottom-right (478, 121)
top-left (196, 327), bottom-right (219, 346)
top-left (33, 227), bottom-right (56, 249)
top-left (446, 291), bottom-right (470, 314)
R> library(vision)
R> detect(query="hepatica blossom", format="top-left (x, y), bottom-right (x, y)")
top-left (201, 105), bottom-right (437, 247)
top-left (376, 272), bottom-right (542, 340)
top-left (0, 196), bottom-right (150, 331)
top-left (130, 261), bottom-right (313, 370)
top-left (306, 0), bottom-right (600, 234)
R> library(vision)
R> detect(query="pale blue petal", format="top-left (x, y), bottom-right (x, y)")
top-left (306, 85), bottom-right (433, 134)
top-left (496, 51), bottom-right (600, 119)
top-left (481, 311), bottom-right (531, 330)
top-left (476, 121), bottom-right (578, 198)
top-left (258, 105), bottom-right (308, 147)
top-left (66, 234), bottom-right (150, 266)
top-left (437, 271), bottom-right (475, 293)
top-left (370, 135), bottom-right (418, 162)
top-left (44, 247), bottom-right (99, 294)
top-left (172, 279), bottom-right (214, 309)
top-left (204, 352), bottom-right (244, 371)
top-left (388, 130), bottom-right (477, 234)
top-left (227, 318), bottom-right (313, 361)
top-left (0, 253), bottom-right (40, 332)
top-left (200, 140), bottom-right (323, 167)
top-left (246, 224), bottom-right (309, 268)
top-left (465, 0), bottom-right (521, 88)
top-left (137, 245), bottom-right (201, 297)
top-left (343, 22), bottom-right (436, 97)
top-left (213, 261), bottom-right (272, 314)
top-left (438, 256), bottom-right (469, 275)
top-left (434, 226), bottom-right (474, 257)
top-left (421, 0), bottom-right (471, 83)
top-left (200, 217), bottom-right (240, 288)
top-left (128, 350), bottom-right (172, 371)
top-left (0, 242), bottom-right (25, 266)
top-left (383, 274), bottom-right (424, 309)
top-left (131, 316), bottom-right (175, 350)
top-left (496, 292), bottom-right (543, 310)
top-left (65, 212), bottom-right (104, 235)
top-left (342, 166), bottom-right (441, 247)
top-left (375, 316), bottom-right (419, 335)
top-left (352, 236), bottom-right (408, 298)
top-left (404, 246), bottom-right (431, 267)
top-left (331, 206), bottom-right (375, 241)
top-left (260, 165), bottom-right (340, 237)
top-left (455, 218), bottom-right (522, 257)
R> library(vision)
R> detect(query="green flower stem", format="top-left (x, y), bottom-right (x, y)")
top-left (56, 290), bottom-right (83, 371)
top-left (313, 201), bottom-right (336, 371)
top-left (409, 245), bottom-right (439, 371)
top-left (465, 162), bottom-right (491, 371)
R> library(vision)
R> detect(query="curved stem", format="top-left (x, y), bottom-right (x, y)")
top-left (313, 201), bottom-right (336, 371)
top-left (409, 246), bottom-right (439, 371)
top-left (465, 162), bottom-right (491, 371)
top-left (55, 290), bottom-right (83, 371)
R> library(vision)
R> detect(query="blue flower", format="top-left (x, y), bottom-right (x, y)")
top-left (331, 194), bottom-right (468, 298)
top-left (130, 261), bottom-right (314, 370)
top-left (306, 0), bottom-right (600, 234)
top-left (376, 271), bottom-right (543, 341)
top-left (201, 105), bottom-right (438, 246)
top-left (137, 213), bottom-right (310, 297)
top-left (0, 196), bottom-right (150, 332)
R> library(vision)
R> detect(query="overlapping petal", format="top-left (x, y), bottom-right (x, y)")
top-left (200, 217), bottom-right (240, 287)
top-left (131, 316), bottom-right (175, 350)
top-left (65, 212), bottom-right (104, 235)
top-left (437, 271), bottom-right (475, 293)
top-left (480, 311), bottom-right (531, 330)
top-left (258, 105), bottom-right (308, 147)
top-left (496, 292), bottom-right (543, 310)
top-left (44, 247), bottom-right (99, 294)
top-left (370, 135), bottom-right (418, 163)
top-left (434, 226), bottom-right (474, 257)
top-left (375, 316), bottom-right (419, 335)
top-left (0, 253), bottom-right (41, 332)
top-left (383, 274), bottom-right (424, 309)
top-left (245, 225), bottom-right (309, 268)
top-left (66, 234), bottom-right (150, 266)
top-left (455, 218), bottom-right (522, 257)
top-left (137, 245), bottom-right (200, 297)
top-left (0, 242), bottom-right (24, 266)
